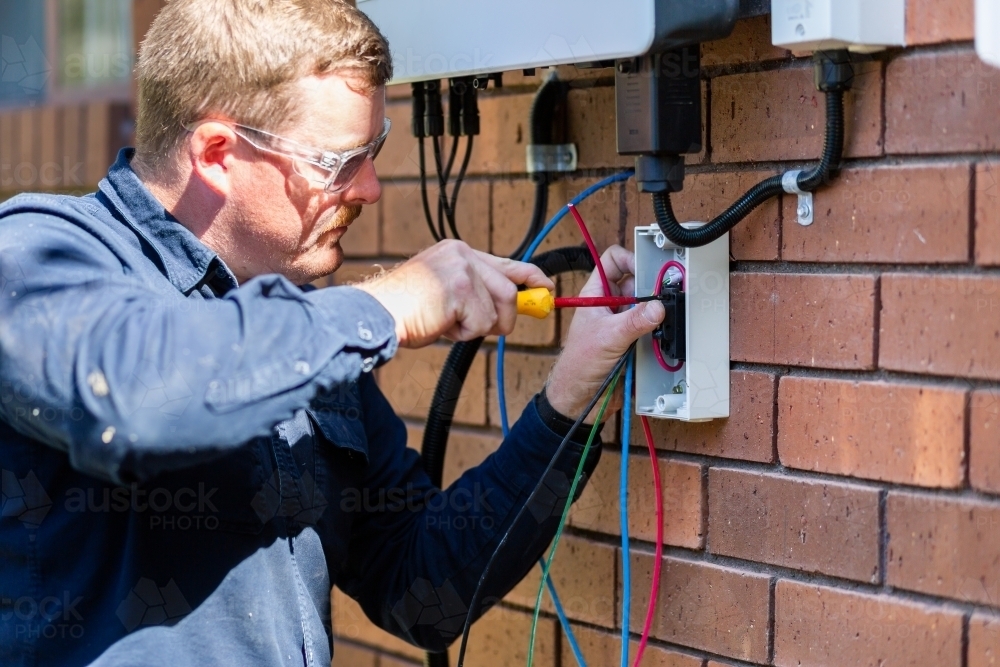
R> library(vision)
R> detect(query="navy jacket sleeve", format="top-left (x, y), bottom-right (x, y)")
top-left (0, 210), bottom-right (396, 485)
top-left (336, 375), bottom-right (602, 652)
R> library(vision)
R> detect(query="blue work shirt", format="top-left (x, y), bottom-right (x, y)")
top-left (0, 149), bottom-right (601, 666)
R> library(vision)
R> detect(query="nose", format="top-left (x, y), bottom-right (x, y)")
top-left (340, 159), bottom-right (381, 206)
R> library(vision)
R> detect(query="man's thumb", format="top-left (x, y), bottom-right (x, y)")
top-left (641, 300), bottom-right (665, 325)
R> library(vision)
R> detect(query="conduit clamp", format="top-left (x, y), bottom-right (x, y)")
top-left (782, 169), bottom-right (814, 226)
top-left (526, 143), bottom-right (578, 174)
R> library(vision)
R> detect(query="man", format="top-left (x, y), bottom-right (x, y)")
top-left (0, 1), bottom-right (665, 665)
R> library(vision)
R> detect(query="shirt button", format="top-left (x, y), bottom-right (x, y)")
top-left (357, 322), bottom-right (373, 341)
top-left (361, 357), bottom-right (376, 373)
top-left (294, 360), bottom-right (311, 375)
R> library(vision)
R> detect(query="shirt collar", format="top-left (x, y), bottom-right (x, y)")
top-left (98, 148), bottom-right (232, 295)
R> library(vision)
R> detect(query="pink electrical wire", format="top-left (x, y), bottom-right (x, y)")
top-left (634, 415), bottom-right (664, 667)
top-left (651, 260), bottom-right (686, 372)
top-left (568, 204), bottom-right (612, 298)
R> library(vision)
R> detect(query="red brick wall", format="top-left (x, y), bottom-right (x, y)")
top-left (333, 3), bottom-right (1000, 666)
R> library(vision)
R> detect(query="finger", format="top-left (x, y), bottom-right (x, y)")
top-left (603, 300), bottom-right (665, 351)
top-left (476, 252), bottom-right (555, 291)
top-left (474, 263), bottom-right (519, 335)
top-left (578, 246), bottom-right (635, 297)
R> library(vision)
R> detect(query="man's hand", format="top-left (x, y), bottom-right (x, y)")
top-left (546, 245), bottom-right (665, 419)
top-left (355, 240), bottom-right (554, 348)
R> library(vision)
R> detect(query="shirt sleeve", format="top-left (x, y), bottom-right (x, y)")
top-left (335, 374), bottom-right (602, 652)
top-left (0, 211), bottom-right (396, 484)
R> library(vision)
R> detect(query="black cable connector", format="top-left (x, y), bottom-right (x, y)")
top-left (651, 49), bottom-right (853, 248)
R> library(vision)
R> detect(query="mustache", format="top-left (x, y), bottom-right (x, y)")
top-left (321, 205), bottom-right (363, 234)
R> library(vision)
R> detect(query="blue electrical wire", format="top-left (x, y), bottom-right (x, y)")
top-left (495, 169), bottom-right (633, 667)
top-left (498, 169), bottom-right (635, 436)
top-left (620, 354), bottom-right (634, 667)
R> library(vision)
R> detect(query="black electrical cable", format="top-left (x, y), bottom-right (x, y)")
top-left (437, 136), bottom-right (461, 239)
top-left (418, 137), bottom-right (442, 243)
top-left (653, 90), bottom-right (844, 248)
top-left (417, 247), bottom-right (596, 667)
top-left (448, 136), bottom-right (474, 224)
top-left (454, 348), bottom-right (633, 667)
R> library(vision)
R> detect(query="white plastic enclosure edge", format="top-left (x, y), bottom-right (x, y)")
top-left (634, 224), bottom-right (729, 422)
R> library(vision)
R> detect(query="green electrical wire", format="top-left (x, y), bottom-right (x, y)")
top-left (525, 370), bottom-right (621, 667)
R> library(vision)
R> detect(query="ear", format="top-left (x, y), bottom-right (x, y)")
top-left (186, 122), bottom-right (239, 197)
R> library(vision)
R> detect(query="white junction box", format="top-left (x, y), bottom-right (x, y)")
top-left (977, 0), bottom-right (1000, 69)
top-left (771, 0), bottom-right (905, 53)
top-left (634, 224), bottom-right (729, 422)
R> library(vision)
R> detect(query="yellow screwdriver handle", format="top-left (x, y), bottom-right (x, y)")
top-left (517, 288), bottom-right (555, 319)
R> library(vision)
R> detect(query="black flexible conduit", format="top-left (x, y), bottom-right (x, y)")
top-left (653, 89), bottom-right (845, 248)
top-left (418, 246), bottom-right (595, 667)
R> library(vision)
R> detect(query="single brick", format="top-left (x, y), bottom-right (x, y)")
top-left (331, 641), bottom-right (378, 667)
top-left (487, 349), bottom-right (556, 427)
top-left (339, 199), bottom-right (380, 258)
top-left (778, 377), bottom-right (966, 487)
top-left (381, 179), bottom-right (490, 256)
top-left (569, 450), bottom-right (704, 549)
top-left (380, 345), bottom-right (487, 425)
top-left (782, 164), bottom-right (972, 264)
top-left (977, 161), bottom-right (1000, 266)
top-left (622, 553), bottom-right (770, 663)
top-left (628, 170), bottom-right (781, 261)
top-left (561, 623), bottom-right (703, 667)
top-left (774, 580), bottom-right (963, 667)
top-left (887, 492), bottom-right (1000, 606)
top-left (331, 588), bottom-right (424, 661)
top-left (709, 469), bottom-right (880, 582)
top-left (568, 86), bottom-right (637, 171)
top-left (701, 15), bottom-right (791, 68)
top-left (506, 535), bottom-right (617, 627)
top-left (711, 61), bottom-right (882, 163)
top-left (379, 655), bottom-right (420, 667)
top-left (446, 605), bottom-right (556, 666)
top-left (405, 424), bottom-right (503, 488)
top-left (641, 371), bottom-right (776, 463)
top-left (971, 389), bottom-right (1000, 494)
top-left (906, 0), bottom-right (975, 45)
top-left (886, 51), bottom-right (1000, 154)
top-left (731, 273), bottom-right (877, 370)
top-left (970, 614), bottom-right (1000, 667)
top-left (880, 274), bottom-right (1000, 380)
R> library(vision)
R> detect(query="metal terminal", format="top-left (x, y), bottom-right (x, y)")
top-left (525, 144), bottom-right (578, 174)
top-left (782, 169), bottom-right (814, 226)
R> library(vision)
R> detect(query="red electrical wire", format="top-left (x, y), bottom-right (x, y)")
top-left (568, 203), bottom-right (612, 298)
top-left (633, 416), bottom-right (663, 667)
top-left (566, 203), bottom-right (664, 667)
top-left (651, 260), bottom-right (686, 373)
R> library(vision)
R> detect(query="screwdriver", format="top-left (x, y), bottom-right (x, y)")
top-left (516, 287), bottom-right (659, 319)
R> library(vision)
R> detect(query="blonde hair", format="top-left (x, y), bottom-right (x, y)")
top-left (134, 0), bottom-right (392, 170)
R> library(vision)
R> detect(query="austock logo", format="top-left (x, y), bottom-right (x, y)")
top-left (1, 35), bottom-right (49, 95)
top-left (116, 578), bottom-right (191, 632)
top-left (2, 591), bottom-right (85, 641)
top-left (1, 469), bottom-right (52, 530)
top-left (390, 578), bottom-right (466, 640)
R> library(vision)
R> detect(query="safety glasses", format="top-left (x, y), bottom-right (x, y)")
top-left (187, 117), bottom-right (391, 194)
